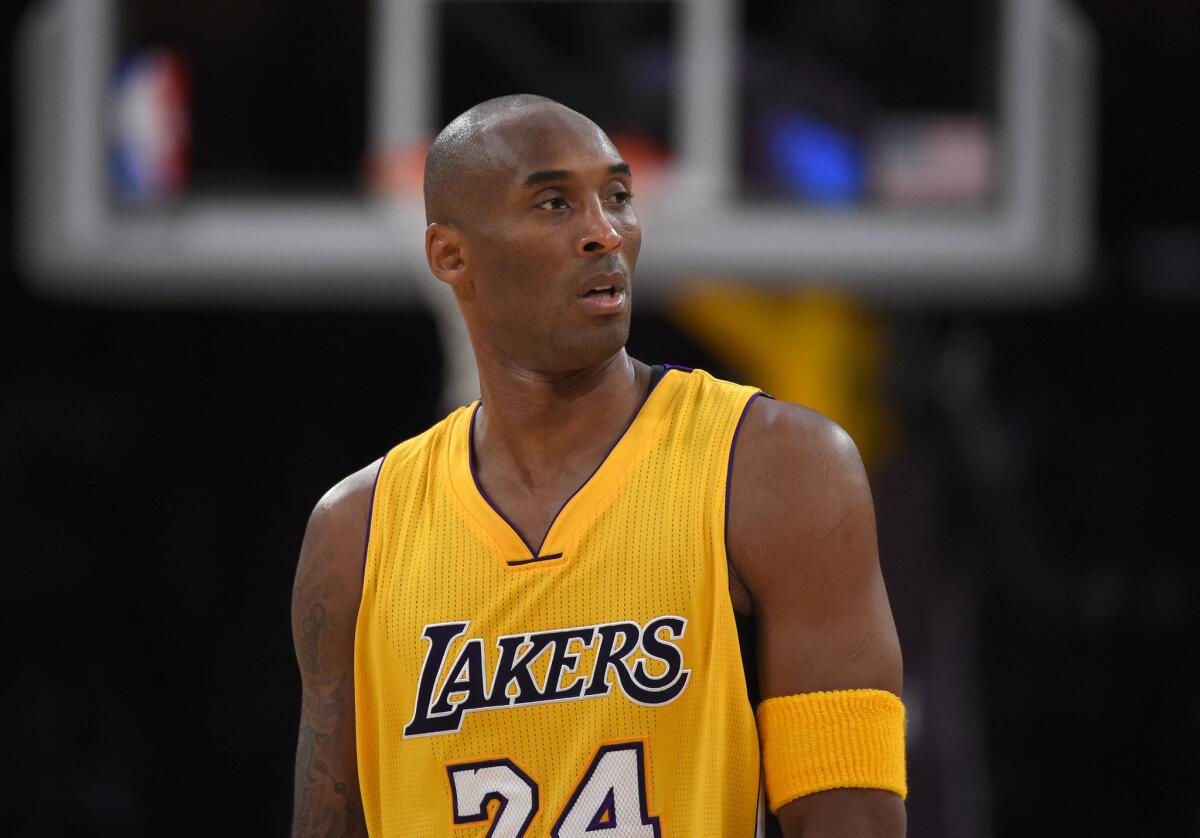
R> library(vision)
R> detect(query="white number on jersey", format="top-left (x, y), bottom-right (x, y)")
top-left (447, 759), bottom-right (539, 837)
top-left (552, 742), bottom-right (661, 837)
top-left (445, 741), bottom-right (661, 837)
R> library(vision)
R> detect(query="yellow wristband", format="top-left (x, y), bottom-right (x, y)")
top-left (757, 688), bottom-right (907, 812)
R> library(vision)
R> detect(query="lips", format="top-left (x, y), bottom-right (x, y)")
top-left (576, 271), bottom-right (628, 314)
top-left (577, 271), bottom-right (627, 299)
top-left (582, 284), bottom-right (619, 299)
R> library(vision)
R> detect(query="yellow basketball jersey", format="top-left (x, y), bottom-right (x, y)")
top-left (355, 367), bottom-right (764, 836)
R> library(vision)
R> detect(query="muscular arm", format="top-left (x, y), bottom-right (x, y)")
top-left (729, 398), bottom-right (905, 838)
top-left (290, 461), bottom-right (379, 838)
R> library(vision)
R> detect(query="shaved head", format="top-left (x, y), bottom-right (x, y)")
top-left (423, 94), bottom-right (609, 225)
top-left (422, 95), bottom-right (640, 374)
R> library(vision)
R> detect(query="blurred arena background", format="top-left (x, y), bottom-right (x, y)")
top-left (1, 0), bottom-right (1197, 835)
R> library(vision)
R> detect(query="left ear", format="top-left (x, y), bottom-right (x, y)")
top-left (425, 222), bottom-right (468, 290)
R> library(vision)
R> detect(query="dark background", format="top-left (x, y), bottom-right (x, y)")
top-left (3, 1), bottom-right (1199, 835)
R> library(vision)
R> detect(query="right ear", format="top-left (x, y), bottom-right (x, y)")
top-left (425, 223), bottom-right (466, 288)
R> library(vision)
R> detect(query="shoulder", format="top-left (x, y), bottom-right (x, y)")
top-left (727, 398), bottom-right (876, 596)
top-left (734, 396), bottom-right (868, 506)
top-left (308, 458), bottom-right (383, 548)
top-left (303, 406), bottom-right (465, 547)
top-left (291, 459), bottom-right (383, 618)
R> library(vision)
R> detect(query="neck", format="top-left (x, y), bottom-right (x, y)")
top-left (473, 348), bottom-right (649, 487)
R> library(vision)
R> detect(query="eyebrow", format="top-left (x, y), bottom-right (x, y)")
top-left (522, 163), bottom-right (632, 187)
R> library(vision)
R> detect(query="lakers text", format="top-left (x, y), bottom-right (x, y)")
top-left (403, 616), bottom-right (691, 737)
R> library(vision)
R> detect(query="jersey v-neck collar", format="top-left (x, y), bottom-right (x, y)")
top-left (447, 366), bottom-right (681, 569)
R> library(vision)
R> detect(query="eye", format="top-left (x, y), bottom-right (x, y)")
top-left (536, 196), bottom-right (570, 210)
top-left (607, 190), bottom-right (634, 206)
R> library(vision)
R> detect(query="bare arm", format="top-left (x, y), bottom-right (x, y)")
top-left (729, 398), bottom-right (905, 838)
top-left (290, 461), bottom-right (379, 838)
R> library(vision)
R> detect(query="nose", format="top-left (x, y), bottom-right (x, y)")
top-left (576, 197), bottom-right (623, 256)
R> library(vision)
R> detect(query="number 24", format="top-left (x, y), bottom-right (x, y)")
top-left (447, 741), bottom-right (661, 837)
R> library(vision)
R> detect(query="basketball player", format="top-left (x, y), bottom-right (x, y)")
top-left (291, 95), bottom-right (906, 837)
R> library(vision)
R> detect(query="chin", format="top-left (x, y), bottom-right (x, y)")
top-left (542, 316), bottom-right (630, 373)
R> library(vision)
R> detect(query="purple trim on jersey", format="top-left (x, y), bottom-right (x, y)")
top-left (468, 404), bottom-right (543, 559)
top-left (724, 392), bottom-right (763, 563)
top-left (359, 457), bottom-right (386, 586)
top-left (468, 365), bottom-right (672, 561)
top-left (725, 392), bottom-right (779, 838)
top-left (446, 757), bottom-right (539, 837)
top-left (507, 552), bottom-right (564, 567)
top-left (660, 363), bottom-right (695, 373)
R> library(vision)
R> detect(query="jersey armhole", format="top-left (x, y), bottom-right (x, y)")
top-left (723, 390), bottom-right (783, 838)
top-left (358, 456), bottom-right (387, 590)
top-left (722, 390), bottom-right (764, 604)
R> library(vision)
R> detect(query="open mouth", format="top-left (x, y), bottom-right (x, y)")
top-left (577, 272), bottom-right (627, 311)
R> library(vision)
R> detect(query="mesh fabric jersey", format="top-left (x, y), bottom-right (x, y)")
top-left (355, 367), bottom-right (764, 836)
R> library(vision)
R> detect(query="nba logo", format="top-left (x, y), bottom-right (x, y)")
top-left (109, 50), bottom-right (190, 205)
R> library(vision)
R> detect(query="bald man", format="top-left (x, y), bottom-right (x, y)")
top-left (290, 95), bottom-right (906, 838)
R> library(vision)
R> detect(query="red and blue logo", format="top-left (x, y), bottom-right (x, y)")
top-left (109, 50), bottom-right (190, 204)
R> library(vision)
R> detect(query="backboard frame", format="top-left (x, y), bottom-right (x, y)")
top-left (17, 0), bottom-right (1095, 304)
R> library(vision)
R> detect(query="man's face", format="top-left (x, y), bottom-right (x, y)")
top-left (456, 107), bottom-right (641, 374)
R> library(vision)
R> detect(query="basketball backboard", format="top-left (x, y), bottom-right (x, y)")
top-left (17, 0), bottom-right (1095, 304)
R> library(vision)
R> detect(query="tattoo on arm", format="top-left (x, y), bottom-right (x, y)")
top-left (292, 586), bottom-right (366, 838)
top-left (297, 603), bottom-right (328, 674)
